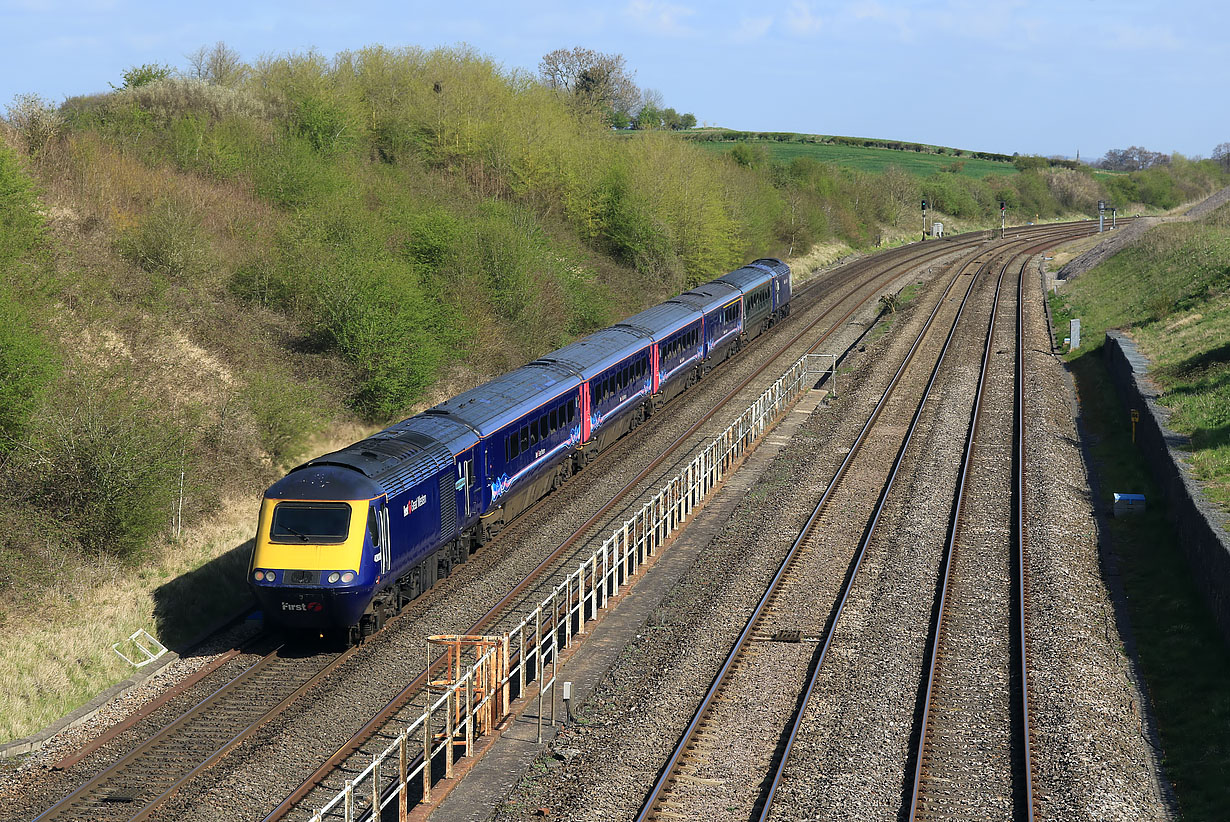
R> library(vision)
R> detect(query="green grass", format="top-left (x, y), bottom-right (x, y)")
top-left (1065, 347), bottom-right (1230, 819)
top-left (692, 139), bottom-right (1019, 178)
top-left (1051, 207), bottom-right (1230, 511)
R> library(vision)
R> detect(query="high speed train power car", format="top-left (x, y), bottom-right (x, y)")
top-left (249, 259), bottom-right (791, 643)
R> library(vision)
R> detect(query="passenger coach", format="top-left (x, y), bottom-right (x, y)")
top-left (249, 258), bottom-right (792, 641)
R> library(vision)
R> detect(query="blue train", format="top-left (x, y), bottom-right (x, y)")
top-left (249, 259), bottom-right (791, 642)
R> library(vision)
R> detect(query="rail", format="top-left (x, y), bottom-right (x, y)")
top-left (305, 345), bottom-right (829, 822)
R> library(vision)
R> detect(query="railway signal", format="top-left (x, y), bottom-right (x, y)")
top-left (1000, 201), bottom-right (1006, 238)
top-left (922, 199), bottom-right (928, 240)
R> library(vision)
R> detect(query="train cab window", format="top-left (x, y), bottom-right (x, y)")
top-left (271, 502), bottom-right (351, 544)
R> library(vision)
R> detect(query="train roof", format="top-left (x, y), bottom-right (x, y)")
top-left (291, 422), bottom-right (457, 499)
top-left (711, 258), bottom-right (790, 292)
top-left (616, 301), bottom-right (702, 341)
top-left (533, 326), bottom-right (650, 380)
top-left (668, 280), bottom-right (742, 315)
top-left (428, 363), bottom-right (580, 436)
top-left (265, 463), bottom-right (383, 501)
top-left (388, 413), bottom-right (479, 457)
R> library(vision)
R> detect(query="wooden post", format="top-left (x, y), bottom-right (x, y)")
top-left (399, 731), bottom-right (408, 822)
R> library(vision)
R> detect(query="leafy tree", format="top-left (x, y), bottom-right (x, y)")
top-left (1214, 142), bottom-right (1230, 171)
top-left (679, 112), bottom-right (697, 129)
top-left (634, 105), bottom-right (660, 130)
top-left (1100, 145), bottom-right (1170, 171)
top-left (112, 63), bottom-right (172, 90)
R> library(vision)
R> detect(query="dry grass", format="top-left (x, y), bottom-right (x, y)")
top-left (1046, 233), bottom-right (1109, 272)
top-left (0, 496), bottom-right (259, 743)
top-left (786, 240), bottom-right (855, 285)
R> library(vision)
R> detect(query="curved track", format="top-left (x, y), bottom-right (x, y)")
top-left (636, 230), bottom-right (1084, 822)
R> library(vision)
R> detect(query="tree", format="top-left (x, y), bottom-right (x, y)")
top-left (112, 63), bottom-right (172, 90)
top-left (1214, 142), bottom-right (1230, 171)
top-left (679, 112), bottom-right (697, 129)
top-left (186, 41), bottom-right (249, 87)
top-left (634, 106), bottom-right (660, 130)
top-left (1099, 145), bottom-right (1170, 172)
top-left (539, 47), bottom-right (639, 121)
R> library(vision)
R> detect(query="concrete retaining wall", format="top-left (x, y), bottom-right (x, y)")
top-left (1104, 331), bottom-right (1230, 642)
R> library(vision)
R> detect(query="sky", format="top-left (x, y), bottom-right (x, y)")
top-left (2, 0), bottom-right (1227, 162)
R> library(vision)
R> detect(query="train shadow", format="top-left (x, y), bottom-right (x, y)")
top-left (149, 537), bottom-right (257, 656)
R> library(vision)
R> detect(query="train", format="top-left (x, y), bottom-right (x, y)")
top-left (249, 259), bottom-right (792, 643)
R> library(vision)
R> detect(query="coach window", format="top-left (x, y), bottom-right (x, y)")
top-left (520, 426), bottom-right (530, 453)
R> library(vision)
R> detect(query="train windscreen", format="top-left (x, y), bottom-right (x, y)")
top-left (270, 501), bottom-right (351, 543)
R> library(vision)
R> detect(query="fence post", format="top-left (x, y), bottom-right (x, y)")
top-left (465, 670), bottom-right (474, 755)
top-left (445, 686), bottom-right (455, 778)
top-left (423, 707), bottom-right (432, 803)
top-left (578, 561), bottom-right (587, 635)
top-left (536, 607), bottom-right (544, 743)
top-left (372, 754), bottom-right (381, 818)
top-left (399, 731), bottom-right (408, 822)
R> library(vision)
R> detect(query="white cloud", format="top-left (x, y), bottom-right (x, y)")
top-left (623, 0), bottom-right (697, 37)
top-left (1108, 22), bottom-right (1181, 51)
top-left (786, 1), bottom-right (822, 36)
top-left (731, 15), bottom-right (773, 43)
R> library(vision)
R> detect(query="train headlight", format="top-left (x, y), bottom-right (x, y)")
top-left (341, 571), bottom-right (356, 583)
top-left (327, 572), bottom-right (341, 584)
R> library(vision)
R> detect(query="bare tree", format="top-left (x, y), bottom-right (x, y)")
top-left (539, 47), bottom-right (639, 119)
top-left (186, 42), bottom-right (249, 87)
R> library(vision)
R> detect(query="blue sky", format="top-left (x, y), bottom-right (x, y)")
top-left (2, 0), bottom-right (1226, 161)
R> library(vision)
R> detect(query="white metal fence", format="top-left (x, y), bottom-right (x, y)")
top-left (307, 350), bottom-right (830, 822)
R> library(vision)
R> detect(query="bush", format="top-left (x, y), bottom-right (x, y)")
top-left (28, 381), bottom-right (190, 560)
top-left (242, 373), bottom-right (325, 466)
top-left (4, 93), bottom-right (64, 156)
top-left (0, 285), bottom-right (57, 446)
top-left (117, 198), bottom-right (211, 282)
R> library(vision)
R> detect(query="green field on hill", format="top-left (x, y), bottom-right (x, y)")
top-left (690, 139), bottom-right (1020, 178)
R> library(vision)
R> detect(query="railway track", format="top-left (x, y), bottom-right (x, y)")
top-left (906, 251), bottom-right (1034, 820)
top-left (32, 645), bottom-right (334, 822)
top-left (24, 222), bottom-right (1102, 822)
top-left (636, 231), bottom-right (1081, 821)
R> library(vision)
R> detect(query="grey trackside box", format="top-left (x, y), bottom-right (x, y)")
top-left (1113, 492), bottom-right (1146, 516)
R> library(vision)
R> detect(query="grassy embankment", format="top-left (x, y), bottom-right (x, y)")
top-left (0, 41), bottom-right (1227, 745)
top-left (1049, 204), bottom-right (1230, 819)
